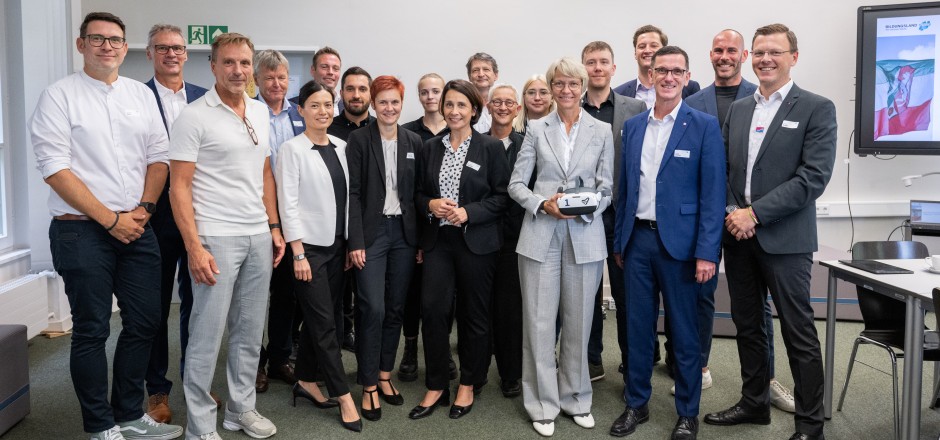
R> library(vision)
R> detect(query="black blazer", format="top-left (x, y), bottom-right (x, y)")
top-left (415, 130), bottom-right (510, 255)
top-left (485, 130), bottom-right (531, 250)
top-left (347, 123), bottom-right (422, 250)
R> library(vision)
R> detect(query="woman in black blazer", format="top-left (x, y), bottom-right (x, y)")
top-left (346, 76), bottom-right (422, 421)
top-left (408, 79), bottom-right (510, 420)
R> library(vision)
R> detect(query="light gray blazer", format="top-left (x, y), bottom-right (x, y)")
top-left (509, 111), bottom-right (613, 264)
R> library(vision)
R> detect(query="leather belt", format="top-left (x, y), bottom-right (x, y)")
top-left (383, 214), bottom-right (402, 219)
top-left (54, 214), bottom-right (91, 221)
top-left (635, 218), bottom-right (657, 229)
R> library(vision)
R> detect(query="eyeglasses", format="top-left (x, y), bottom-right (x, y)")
top-left (752, 50), bottom-right (793, 59)
top-left (652, 67), bottom-right (688, 77)
top-left (153, 45), bottom-right (186, 55)
top-left (84, 34), bottom-right (126, 48)
top-left (490, 99), bottom-right (517, 108)
top-left (242, 116), bottom-right (258, 146)
top-left (551, 81), bottom-right (582, 91)
top-left (525, 89), bottom-right (551, 97)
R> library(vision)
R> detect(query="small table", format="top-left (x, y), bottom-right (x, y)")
top-left (820, 258), bottom-right (940, 440)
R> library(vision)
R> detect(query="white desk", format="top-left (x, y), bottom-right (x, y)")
top-left (820, 259), bottom-right (940, 440)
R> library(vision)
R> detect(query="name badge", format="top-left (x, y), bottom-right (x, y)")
top-left (782, 120), bottom-right (799, 129)
top-left (466, 161), bottom-right (481, 171)
top-left (406, 152), bottom-right (415, 159)
top-left (292, 120), bottom-right (304, 127)
top-left (125, 110), bottom-right (140, 117)
top-left (674, 150), bottom-right (690, 158)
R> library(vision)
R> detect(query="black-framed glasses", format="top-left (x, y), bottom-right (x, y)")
top-left (84, 34), bottom-right (126, 48)
top-left (153, 45), bottom-right (186, 55)
top-left (752, 50), bottom-right (793, 59)
top-left (242, 117), bottom-right (258, 146)
top-left (653, 67), bottom-right (688, 77)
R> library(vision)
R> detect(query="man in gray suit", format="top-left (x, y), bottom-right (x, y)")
top-left (510, 57), bottom-right (613, 437)
top-left (580, 41), bottom-right (645, 382)
top-left (703, 24), bottom-right (836, 440)
top-left (686, 29), bottom-right (796, 413)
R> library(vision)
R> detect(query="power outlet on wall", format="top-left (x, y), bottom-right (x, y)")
top-left (816, 204), bottom-right (831, 216)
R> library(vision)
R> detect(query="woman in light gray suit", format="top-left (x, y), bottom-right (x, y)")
top-left (508, 58), bottom-right (613, 437)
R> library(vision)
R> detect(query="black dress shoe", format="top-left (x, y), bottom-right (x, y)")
top-left (609, 405), bottom-right (649, 437)
top-left (343, 331), bottom-right (356, 353)
top-left (448, 402), bottom-right (473, 419)
top-left (500, 379), bottom-right (521, 398)
top-left (670, 416), bottom-right (698, 440)
top-left (789, 433), bottom-right (824, 440)
top-left (378, 379), bottom-right (404, 405)
top-left (361, 388), bottom-right (381, 421)
top-left (398, 337), bottom-right (419, 382)
top-left (267, 362), bottom-right (296, 384)
top-left (408, 389), bottom-right (450, 420)
top-left (291, 382), bottom-right (338, 408)
top-left (703, 403), bottom-right (770, 426)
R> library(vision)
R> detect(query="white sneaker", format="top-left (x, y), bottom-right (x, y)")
top-left (670, 370), bottom-right (714, 395)
top-left (197, 433), bottom-right (223, 440)
top-left (770, 379), bottom-right (796, 413)
top-left (118, 414), bottom-right (183, 439)
top-left (532, 421), bottom-right (555, 437)
top-left (222, 408), bottom-right (276, 439)
top-left (572, 413), bottom-right (595, 428)
top-left (91, 426), bottom-right (126, 440)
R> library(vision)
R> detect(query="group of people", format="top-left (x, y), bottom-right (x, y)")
top-left (30, 10), bottom-right (837, 440)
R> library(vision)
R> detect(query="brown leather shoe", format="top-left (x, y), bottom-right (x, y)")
top-left (255, 367), bottom-right (269, 393)
top-left (147, 393), bottom-right (172, 423)
top-left (210, 391), bottom-right (222, 408)
top-left (267, 363), bottom-right (296, 384)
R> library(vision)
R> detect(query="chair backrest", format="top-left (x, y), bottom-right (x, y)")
top-left (851, 241), bottom-right (929, 335)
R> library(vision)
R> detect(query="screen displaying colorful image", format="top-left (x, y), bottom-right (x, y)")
top-left (874, 34), bottom-right (934, 140)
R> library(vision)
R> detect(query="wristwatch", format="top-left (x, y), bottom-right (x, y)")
top-left (138, 202), bottom-right (157, 214)
top-left (293, 253), bottom-right (306, 261)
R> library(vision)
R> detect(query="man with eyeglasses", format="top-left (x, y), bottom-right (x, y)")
top-left (703, 24), bottom-right (836, 440)
top-left (30, 12), bottom-right (183, 440)
top-left (614, 25), bottom-right (700, 110)
top-left (611, 46), bottom-right (725, 440)
top-left (169, 33), bottom-right (285, 440)
top-left (580, 40), bottom-right (645, 384)
top-left (252, 49), bottom-right (303, 394)
top-left (141, 23), bottom-right (209, 425)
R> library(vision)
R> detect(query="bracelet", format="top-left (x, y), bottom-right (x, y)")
top-left (105, 212), bottom-right (120, 231)
top-left (747, 207), bottom-right (759, 225)
top-left (268, 222), bottom-right (281, 230)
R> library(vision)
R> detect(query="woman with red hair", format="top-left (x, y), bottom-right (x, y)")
top-left (345, 75), bottom-right (424, 422)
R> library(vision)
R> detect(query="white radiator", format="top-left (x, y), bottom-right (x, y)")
top-left (0, 273), bottom-right (50, 339)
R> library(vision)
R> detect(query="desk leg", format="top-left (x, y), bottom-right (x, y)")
top-left (900, 296), bottom-right (924, 440)
top-left (824, 270), bottom-right (837, 420)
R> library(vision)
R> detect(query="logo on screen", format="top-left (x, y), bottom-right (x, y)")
top-left (920, 20), bottom-right (932, 31)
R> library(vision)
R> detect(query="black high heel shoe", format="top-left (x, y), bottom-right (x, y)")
top-left (378, 378), bottom-right (404, 405)
top-left (292, 382), bottom-right (339, 408)
top-left (361, 388), bottom-right (381, 421)
top-left (339, 403), bottom-right (363, 433)
top-left (408, 389), bottom-right (450, 420)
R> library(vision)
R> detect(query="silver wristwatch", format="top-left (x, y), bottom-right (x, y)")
top-left (293, 253), bottom-right (306, 261)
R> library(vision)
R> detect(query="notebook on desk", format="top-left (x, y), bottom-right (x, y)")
top-left (838, 259), bottom-right (915, 274)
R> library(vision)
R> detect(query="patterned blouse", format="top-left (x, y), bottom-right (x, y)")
top-left (438, 133), bottom-right (471, 226)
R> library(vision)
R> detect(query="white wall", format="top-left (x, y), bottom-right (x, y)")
top-left (46, 0), bottom-right (940, 255)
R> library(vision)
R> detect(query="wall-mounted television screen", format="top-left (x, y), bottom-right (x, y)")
top-left (856, 1), bottom-right (940, 155)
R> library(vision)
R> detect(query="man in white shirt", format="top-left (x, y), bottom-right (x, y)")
top-left (290, 46), bottom-right (343, 115)
top-left (142, 23), bottom-right (208, 425)
top-left (613, 25), bottom-right (701, 108)
top-left (29, 12), bottom-right (183, 440)
top-left (467, 52), bottom-right (499, 132)
top-left (169, 32), bottom-right (285, 440)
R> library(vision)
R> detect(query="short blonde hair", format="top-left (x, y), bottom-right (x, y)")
top-left (545, 57), bottom-right (588, 91)
top-left (513, 75), bottom-right (556, 133)
top-left (211, 32), bottom-right (254, 62)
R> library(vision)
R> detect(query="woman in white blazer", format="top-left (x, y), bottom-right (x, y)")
top-left (508, 58), bottom-right (613, 437)
top-left (275, 80), bottom-right (360, 432)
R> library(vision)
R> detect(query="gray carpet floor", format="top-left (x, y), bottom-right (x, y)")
top-left (4, 305), bottom-right (940, 439)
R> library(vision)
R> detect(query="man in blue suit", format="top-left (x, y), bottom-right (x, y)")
top-left (142, 23), bottom-right (207, 423)
top-left (613, 25), bottom-right (701, 108)
top-left (253, 49), bottom-right (305, 393)
top-left (610, 46), bottom-right (725, 440)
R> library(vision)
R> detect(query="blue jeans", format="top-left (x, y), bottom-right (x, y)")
top-left (50, 220), bottom-right (161, 433)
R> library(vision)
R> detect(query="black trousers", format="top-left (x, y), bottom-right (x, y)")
top-left (724, 236), bottom-right (824, 436)
top-left (588, 207), bottom-right (627, 370)
top-left (260, 248), bottom-right (298, 370)
top-left (421, 227), bottom-right (496, 390)
top-left (482, 245), bottom-right (523, 382)
top-left (402, 264), bottom-right (423, 338)
top-left (147, 225), bottom-right (193, 396)
top-left (293, 237), bottom-right (350, 397)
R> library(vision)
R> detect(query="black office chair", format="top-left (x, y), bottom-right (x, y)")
top-left (837, 240), bottom-right (936, 440)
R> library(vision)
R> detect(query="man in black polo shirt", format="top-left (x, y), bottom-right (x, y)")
top-left (328, 66), bottom-right (375, 353)
top-left (580, 41), bottom-right (646, 384)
